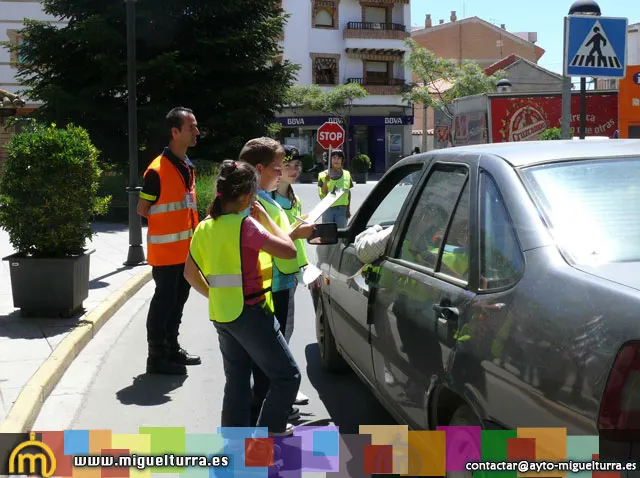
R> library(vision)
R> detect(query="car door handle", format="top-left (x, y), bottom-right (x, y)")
top-left (433, 305), bottom-right (459, 321)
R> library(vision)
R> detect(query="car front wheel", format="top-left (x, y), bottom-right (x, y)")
top-left (315, 296), bottom-right (348, 373)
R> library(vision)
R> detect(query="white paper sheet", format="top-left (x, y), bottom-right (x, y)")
top-left (292, 189), bottom-right (347, 228)
top-left (299, 263), bottom-right (323, 286)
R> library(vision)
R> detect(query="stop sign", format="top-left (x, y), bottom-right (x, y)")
top-left (317, 121), bottom-right (345, 149)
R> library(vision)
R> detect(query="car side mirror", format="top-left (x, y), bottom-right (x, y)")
top-left (308, 223), bottom-right (338, 245)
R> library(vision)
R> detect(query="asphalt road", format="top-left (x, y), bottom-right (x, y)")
top-left (34, 182), bottom-right (396, 436)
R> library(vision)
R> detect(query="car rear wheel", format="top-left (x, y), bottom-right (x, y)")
top-left (445, 405), bottom-right (482, 478)
top-left (315, 297), bottom-right (348, 373)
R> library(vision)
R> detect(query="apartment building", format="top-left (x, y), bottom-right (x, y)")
top-left (276, 0), bottom-right (413, 173)
top-left (0, 0), bottom-right (67, 168)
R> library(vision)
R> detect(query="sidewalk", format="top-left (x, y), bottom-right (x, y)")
top-left (0, 223), bottom-right (152, 429)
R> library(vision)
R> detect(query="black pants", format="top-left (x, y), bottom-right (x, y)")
top-left (146, 264), bottom-right (191, 349)
top-left (250, 288), bottom-right (294, 422)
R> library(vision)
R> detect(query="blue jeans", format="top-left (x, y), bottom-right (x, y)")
top-left (213, 303), bottom-right (301, 434)
top-left (322, 206), bottom-right (348, 228)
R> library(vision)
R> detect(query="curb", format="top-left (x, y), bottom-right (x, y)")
top-left (0, 268), bottom-right (153, 434)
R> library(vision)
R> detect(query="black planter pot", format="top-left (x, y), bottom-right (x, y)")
top-left (352, 172), bottom-right (368, 184)
top-left (3, 249), bottom-right (94, 317)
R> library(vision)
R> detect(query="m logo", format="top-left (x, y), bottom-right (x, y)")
top-left (8, 432), bottom-right (56, 477)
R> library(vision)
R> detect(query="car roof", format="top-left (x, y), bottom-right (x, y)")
top-left (418, 139), bottom-right (640, 168)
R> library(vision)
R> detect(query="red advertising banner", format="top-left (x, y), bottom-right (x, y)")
top-left (490, 94), bottom-right (618, 142)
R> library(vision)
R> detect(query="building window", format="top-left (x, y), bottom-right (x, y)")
top-left (315, 8), bottom-right (334, 27)
top-left (313, 57), bottom-right (339, 85)
top-left (364, 6), bottom-right (387, 25)
top-left (6, 30), bottom-right (25, 67)
top-left (365, 61), bottom-right (389, 84)
top-left (312, 0), bottom-right (339, 30)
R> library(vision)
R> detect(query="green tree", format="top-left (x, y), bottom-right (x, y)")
top-left (403, 38), bottom-right (504, 120)
top-left (6, 0), bottom-right (298, 171)
top-left (540, 127), bottom-right (562, 140)
top-left (283, 83), bottom-right (367, 165)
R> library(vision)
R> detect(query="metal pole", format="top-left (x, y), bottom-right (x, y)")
top-left (579, 77), bottom-right (587, 140)
top-left (421, 104), bottom-right (428, 152)
top-left (561, 77), bottom-right (573, 139)
top-left (124, 0), bottom-right (146, 266)
top-left (561, 17), bottom-right (573, 139)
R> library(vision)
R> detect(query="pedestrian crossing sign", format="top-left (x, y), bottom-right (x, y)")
top-left (564, 15), bottom-right (628, 79)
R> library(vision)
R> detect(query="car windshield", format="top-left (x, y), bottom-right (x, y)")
top-left (521, 158), bottom-right (640, 265)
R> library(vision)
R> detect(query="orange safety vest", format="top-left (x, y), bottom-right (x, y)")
top-left (144, 154), bottom-right (199, 266)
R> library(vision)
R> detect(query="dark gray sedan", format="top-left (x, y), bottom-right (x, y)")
top-left (310, 139), bottom-right (640, 440)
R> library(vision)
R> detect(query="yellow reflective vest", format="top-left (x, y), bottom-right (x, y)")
top-left (274, 192), bottom-right (309, 269)
top-left (258, 195), bottom-right (302, 275)
top-left (189, 215), bottom-right (274, 323)
top-left (318, 169), bottom-right (352, 207)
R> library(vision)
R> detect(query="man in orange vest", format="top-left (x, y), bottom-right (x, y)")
top-left (137, 107), bottom-right (201, 375)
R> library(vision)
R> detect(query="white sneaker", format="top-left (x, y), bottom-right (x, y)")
top-left (295, 391), bottom-right (309, 405)
top-left (270, 423), bottom-right (295, 437)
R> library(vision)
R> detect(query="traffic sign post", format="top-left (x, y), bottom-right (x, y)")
top-left (317, 121), bottom-right (345, 174)
top-left (563, 13), bottom-right (628, 140)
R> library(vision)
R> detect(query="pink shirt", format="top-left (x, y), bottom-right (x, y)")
top-left (241, 217), bottom-right (270, 305)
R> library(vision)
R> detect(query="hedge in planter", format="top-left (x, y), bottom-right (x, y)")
top-left (0, 123), bottom-right (110, 317)
top-left (352, 153), bottom-right (371, 184)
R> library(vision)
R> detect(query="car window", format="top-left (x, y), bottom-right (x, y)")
top-left (439, 183), bottom-right (470, 281)
top-left (480, 171), bottom-right (524, 290)
top-left (366, 170), bottom-right (422, 228)
top-left (520, 157), bottom-right (640, 265)
top-left (398, 164), bottom-right (469, 272)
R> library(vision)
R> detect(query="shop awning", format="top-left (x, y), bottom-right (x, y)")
top-left (345, 48), bottom-right (405, 61)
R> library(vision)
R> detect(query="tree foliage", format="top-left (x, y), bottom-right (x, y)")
top-left (403, 39), bottom-right (504, 119)
top-left (283, 83), bottom-right (367, 163)
top-left (540, 127), bottom-right (562, 140)
top-left (7, 0), bottom-right (298, 171)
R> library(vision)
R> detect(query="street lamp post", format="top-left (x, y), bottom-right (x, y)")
top-left (567, 0), bottom-right (602, 140)
top-left (124, 0), bottom-right (146, 266)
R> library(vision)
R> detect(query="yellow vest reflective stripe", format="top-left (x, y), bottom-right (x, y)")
top-left (193, 215), bottom-right (273, 323)
top-left (278, 194), bottom-right (309, 269)
top-left (318, 170), bottom-right (351, 207)
top-left (258, 196), bottom-right (301, 275)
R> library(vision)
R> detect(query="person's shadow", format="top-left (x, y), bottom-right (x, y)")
top-left (116, 373), bottom-right (187, 406)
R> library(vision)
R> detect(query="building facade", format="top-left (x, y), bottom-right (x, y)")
top-left (276, 0), bottom-right (413, 173)
top-left (410, 12), bottom-right (544, 151)
top-left (1, 0), bottom-right (66, 169)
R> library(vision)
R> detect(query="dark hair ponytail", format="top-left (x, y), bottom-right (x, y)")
top-left (207, 160), bottom-right (258, 219)
top-left (271, 184), bottom-right (298, 209)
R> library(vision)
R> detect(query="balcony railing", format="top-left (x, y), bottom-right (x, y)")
top-left (347, 77), bottom-right (406, 86)
top-left (346, 22), bottom-right (406, 31)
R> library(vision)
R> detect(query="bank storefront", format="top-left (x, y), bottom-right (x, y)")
top-left (275, 114), bottom-right (413, 173)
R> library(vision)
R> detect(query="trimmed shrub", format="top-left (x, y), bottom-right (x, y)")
top-left (0, 123), bottom-right (110, 257)
top-left (353, 153), bottom-right (371, 173)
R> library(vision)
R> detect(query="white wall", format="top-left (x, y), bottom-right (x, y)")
top-left (281, 0), bottom-right (411, 108)
top-left (1, 1), bottom-right (66, 96)
top-left (629, 27), bottom-right (639, 66)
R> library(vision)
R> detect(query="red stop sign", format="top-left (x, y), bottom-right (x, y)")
top-left (317, 122), bottom-right (345, 149)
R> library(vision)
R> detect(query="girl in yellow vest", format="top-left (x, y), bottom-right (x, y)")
top-left (184, 160), bottom-right (301, 436)
top-left (317, 149), bottom-right (353, 228)
top-left (273, 144), bottom-right (311, 406)
top-left (237, 137), bottom-right (315, 427)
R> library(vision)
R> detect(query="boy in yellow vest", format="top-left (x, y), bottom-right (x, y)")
top-left (238, 137), bottom-right (315, 427)
top-left (317, 149), bottom-right (353, 228)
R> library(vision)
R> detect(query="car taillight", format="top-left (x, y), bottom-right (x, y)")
top-left (599, 342), bottom-right (640, 431)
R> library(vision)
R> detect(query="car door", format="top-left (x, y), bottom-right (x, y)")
top-left (327, 163), bottom-right (425, 387)
top-left (369, 160), bottom-right (479, 429)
